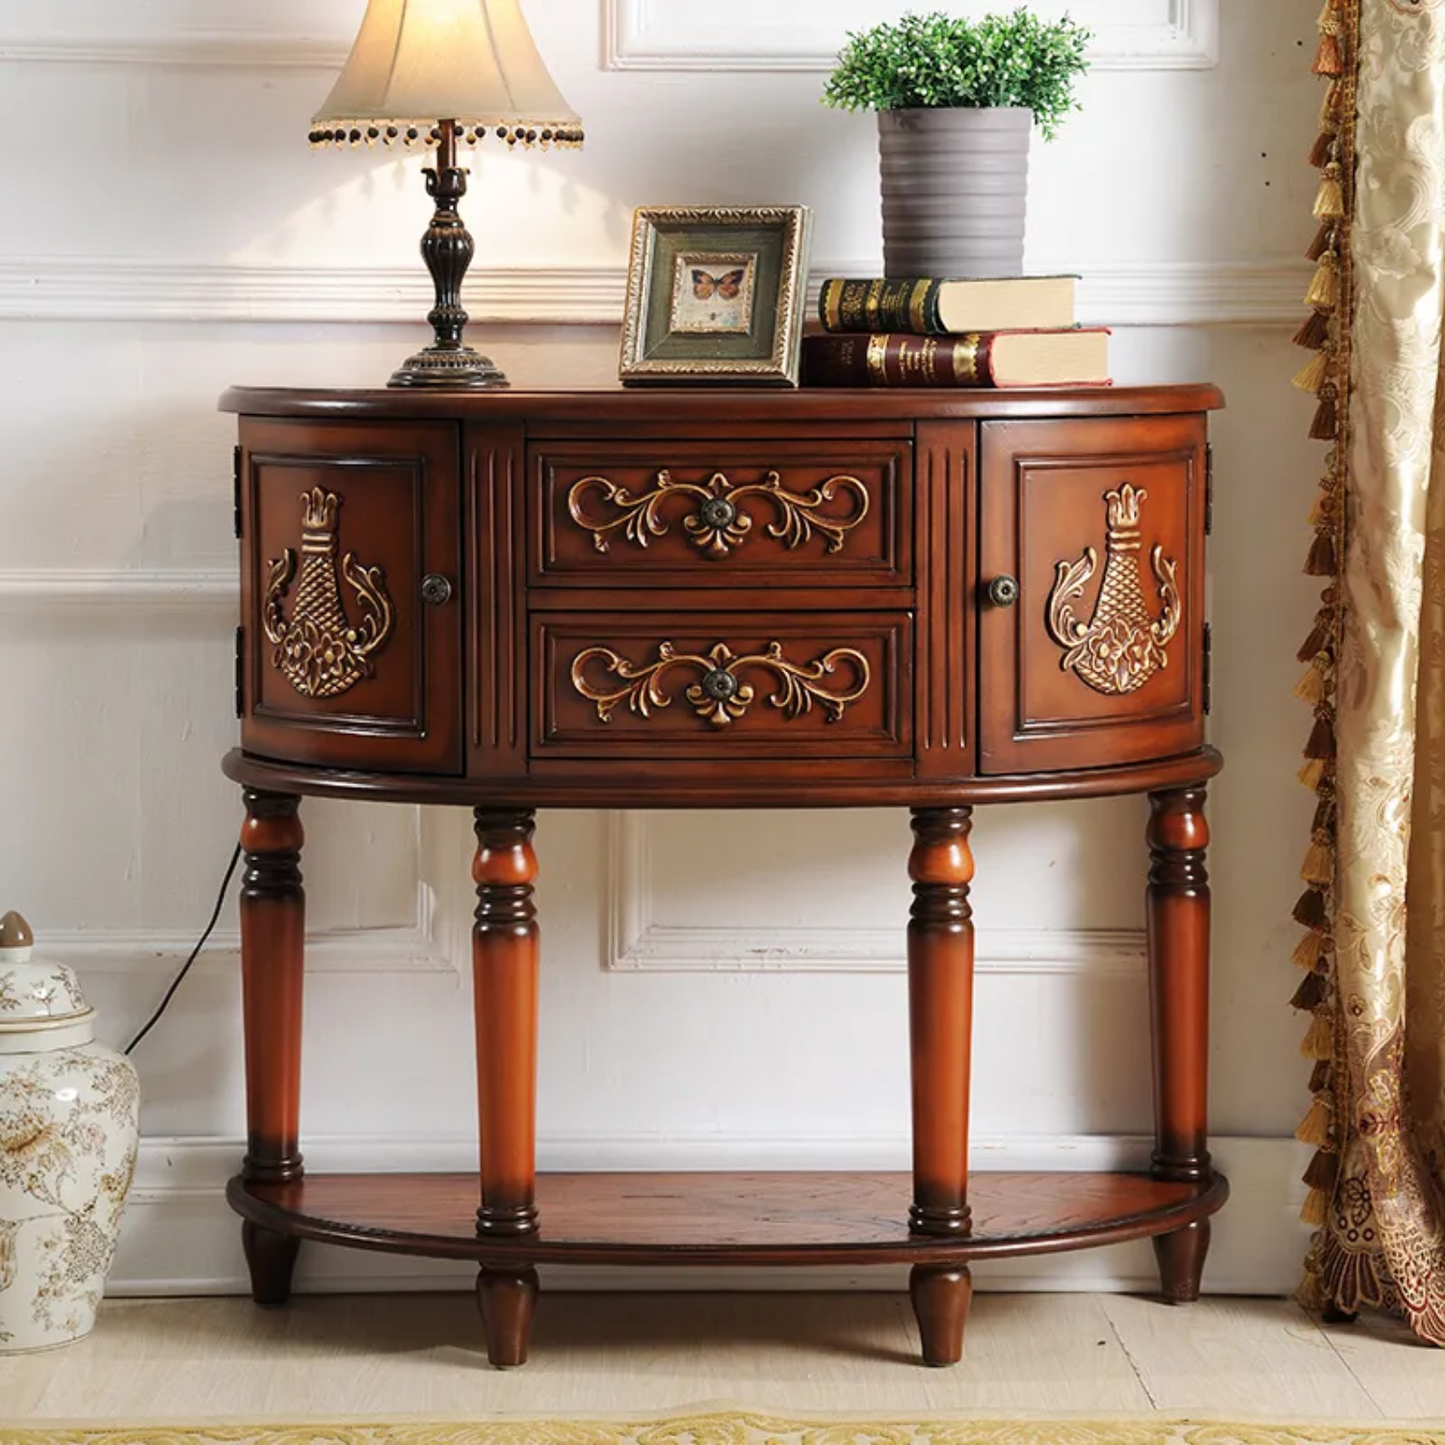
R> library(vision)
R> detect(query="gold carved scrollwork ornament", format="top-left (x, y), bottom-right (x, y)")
top-left (1045, 484), bottom-right (1182, 696)
top-left (570, 640), bottom-right (871, 728)
top-left (568, 469), bottom-right (870, 560)
top-left (262, 487), bottom-right (394, 699)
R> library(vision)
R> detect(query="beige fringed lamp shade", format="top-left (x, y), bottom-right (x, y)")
top-left (310, 0), bottom-right (583, 149)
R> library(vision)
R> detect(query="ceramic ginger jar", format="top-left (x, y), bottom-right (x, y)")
top-left (0, 911), bottom-right (139, 1351)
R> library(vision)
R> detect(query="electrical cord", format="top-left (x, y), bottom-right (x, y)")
top-left (124, 842), bottom-right (243, 1056)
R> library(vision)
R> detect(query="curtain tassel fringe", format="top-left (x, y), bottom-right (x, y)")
top-left (1310, 1058), bottom-right (1333, 1095)
top-left (1312, 31), bottom-right (1344, 76)
top-left (1301, 1009), bottom-right (1334, 1060)
top-left (1313, 791), bottom-right (1337, 834)
top-left (1303, 1145), bottom-right (1340, 1191)
top-left (1296, 1093), bottom-right (1333, 1146)
top-left (1291, 969), bottom-right (1329, 1013)
top-left (1306, 251), bottom-right (1340, 309)
top-left (1320, 78), bottom-right (1343, 126)
top-left (1294, 311), bottom-right (1333, 351)
top-left (1293, 929), bottom-right (1327, 971)
top-left (1298, 611), bottom-right (1334, 661)
top-left (1295, 661), bottom-right (1330, 705)
top-left (1300, 838), bottom-right (1335, 888)
top-left (1311, 386), bottom-right (1341, 442)
top-left (1307, 222), bottom-right (1336, 263)
top-left (1305, 711), bottom-right (1337, 761)
top-left (1298, 758), bottom-right (1330, 791)
top-left (1309, 129), bottom-right (1337, 170)
top-left (1294, 885), bottom-right (1329, 931)
top-left (1301, 1187), bottom-right (1330, 1226)
top-left (1293, 349), bottom-right (1332, 395)
top-left (1305, 529), bottom-right (1338, 577)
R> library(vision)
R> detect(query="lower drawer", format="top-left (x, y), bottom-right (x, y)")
top-left (532, 611), bottom-right (912, 760)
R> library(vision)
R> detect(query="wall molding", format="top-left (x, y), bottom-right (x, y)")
top-left (0, 567), bottom-right (237, 612)
top-left (605, 813), bottom-right (1144, 975)
top-left (0, 258), bottom-right (1309, 328)
top-left (603, 0), bottom-right (1219, 73)
top-left (114, 1130), bottom-right (1309, 1296)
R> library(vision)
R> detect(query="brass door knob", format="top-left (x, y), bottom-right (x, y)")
top-left (987, 575), bottom-right (1020, 608)
top-left (421, 574), bottom-right (454, 606)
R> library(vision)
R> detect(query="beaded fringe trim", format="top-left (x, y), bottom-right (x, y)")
top-left (1291, 0), bottom-right (1378, 1317)
top-left (309, 120), bottom-right (584, 150)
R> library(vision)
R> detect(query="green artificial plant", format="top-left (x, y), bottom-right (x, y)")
top-left (823, 8), bottom-right (1091, 140)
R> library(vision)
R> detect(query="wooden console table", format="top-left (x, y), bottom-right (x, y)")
top-left (220, 380), bottom-right (1226, 1368)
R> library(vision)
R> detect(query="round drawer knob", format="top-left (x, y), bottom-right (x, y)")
top-left (987, 575), bottom-right (1020, 608)
top-left (700, 668), bottom-right (740, 702)
top-left (697, 497), bottom-right (737, 530)
top-left (421, 574), bottom-right (454, 607)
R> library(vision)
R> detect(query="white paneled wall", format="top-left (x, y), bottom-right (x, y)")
top-left (0, 0), bottom-right (1325, 1293)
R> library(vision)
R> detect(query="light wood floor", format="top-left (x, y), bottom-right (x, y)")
top-left (1, 1293), bottom-right (1441, 1423)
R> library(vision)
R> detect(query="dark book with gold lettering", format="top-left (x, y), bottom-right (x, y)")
top-left (818, 275), bottom-right (1078, 336)
top-left (801, 329), bottom-right (1111, 389)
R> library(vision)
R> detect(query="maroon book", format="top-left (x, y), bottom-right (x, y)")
top-left (801, 329), bottom-right (1112, 389)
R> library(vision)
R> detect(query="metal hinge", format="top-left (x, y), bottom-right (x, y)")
top-left (233, 446), bottom-right (243, 540)
top-left (1202, 622), bottom-right (1213, 716)
top-left (1205, 444), bottom-right (1214, 537)
top-left (234, 626), bottom-right (245, 718)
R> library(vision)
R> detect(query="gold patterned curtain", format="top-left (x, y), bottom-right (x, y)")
top-left (1291, 0), bottom-right (1445, 1339)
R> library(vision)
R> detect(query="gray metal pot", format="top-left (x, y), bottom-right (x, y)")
top-left (877, 107), bottom-right (1032, 278)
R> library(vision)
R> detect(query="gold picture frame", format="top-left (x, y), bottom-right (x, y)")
top-left (619, 205), bottom-right (814, 386)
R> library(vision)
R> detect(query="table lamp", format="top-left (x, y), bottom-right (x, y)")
top-left (309, 0), bottom-right (584, 389)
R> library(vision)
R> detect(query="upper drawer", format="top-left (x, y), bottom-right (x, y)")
top-left (529, 439), bottom-right (911, 588)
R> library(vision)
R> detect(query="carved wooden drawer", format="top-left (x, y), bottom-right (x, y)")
top-left (977, 414), bottom-right (1208, 774)
top-left (531, 610), bottom-right (912, 759)
top-left (529, 440), bottom-right (911, 589)
top-left (237, 419), bottom-right (463, 774)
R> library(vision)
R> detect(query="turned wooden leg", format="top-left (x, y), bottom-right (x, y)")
top-left (472, 808), bottom-right (540, 1239)
top-left (241, 1220), bottom-right (302, 1309)
top-left (477, 1265), bottom-right (540, 1368)
top-left (238, 788), bottom-right (305, 1306)
top-left (909, 1265), bottom-right (973, 1367)
top-left (1147, 785), bottom-right (1213, 1302)
top-left (907, 807), bottom-right (975, 1240)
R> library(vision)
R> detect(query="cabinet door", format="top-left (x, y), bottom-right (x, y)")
top-left (239, 418), bottom-right (463, 774)
top-left (978, 415), bottom-right (1207, 775)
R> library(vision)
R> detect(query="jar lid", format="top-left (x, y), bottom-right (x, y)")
top-left (0, 910), bottom-right (93, 1026)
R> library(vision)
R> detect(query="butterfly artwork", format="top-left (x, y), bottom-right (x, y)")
top-left (669, 253), bottom-right (756, 335)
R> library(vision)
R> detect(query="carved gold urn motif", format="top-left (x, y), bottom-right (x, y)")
top-left (1045, 484), bottom-right (1182, 697)
top-left (263, 488), bottom-right (394, 700)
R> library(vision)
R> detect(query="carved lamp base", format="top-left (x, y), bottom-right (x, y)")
top-left (390, 345), bottom-right (508, 390)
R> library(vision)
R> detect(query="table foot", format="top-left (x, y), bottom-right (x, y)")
top-left (477, 1264), bottom-right (539, 1367)
top-left (241, 1220), bottom-right (300, 1308)
top-left (909, 1263), bottom-right (972, 1366)
top-left (1153, 1219), bottom-right (1210, 1303)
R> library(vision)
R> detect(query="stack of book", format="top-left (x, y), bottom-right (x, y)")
top-left (801, 275), bottom-right (1110, 389)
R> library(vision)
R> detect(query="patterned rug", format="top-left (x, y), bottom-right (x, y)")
top-left (0, 1417), bottom-right (1442, 1445)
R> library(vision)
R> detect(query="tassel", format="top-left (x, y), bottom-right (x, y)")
top-left (1293, 349), bottom-right (1332, 395)
top-left (1307, 222), bottom-right (1335, 263)
top-left (1311, 386), bottom-right (1341, 442)
top-left (1305, 711), bottom-right (1337, 761)
top-left (1292, 969), bottom-right (1328, 1013)
top-left (1298, 611), bottom-right (1333, 662)
top-left (1299, 758), bottom-right (1329, 791)
top-left (1294, 886), bottom-right (1328, 930)
top-left (1313, 793), bottom-right (1337, 834)
top-left (1309, 130), bottom-right (1337, 170)
top-left (1306, 251), bottom-right (1340, 310)
top-left (1314, 163), bottom-right (1346, 221)
top-left (1295, 662), bottom-right (1329, 705)
top-left (1303, 1146), bottom-right (1340, 1192)
top-left (1308, 490), bottom-right (1337, 529)
top-left (1296, 1093), bottom-right (1333, 1146)
top-left (1313, 31), bottom-right (1344, 76)
top-left (1301, 1187), bottom-right (1329, 1226)
top-left (1301, 838), bottom-right (1334, 887)
top-left (1294, 930), bottom-right (1327, 971)
top-left (1305, 530), bottom-right (1338, 577)
top-left (1302, 1009), bottom-right (1334, 1060)
top-left (1310, 1058), bottom-right (1333, 1095)
top-left (1294, 310), bottom-right (1332, 350)
top-left (1320, 79), bottom-right (1343, 126)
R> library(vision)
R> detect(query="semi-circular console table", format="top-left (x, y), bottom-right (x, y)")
top-left (220, 380), bottom-right (1226, 1368)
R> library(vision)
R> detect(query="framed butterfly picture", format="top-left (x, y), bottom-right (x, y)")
top-left (619, 206), bottom-right (813, 385)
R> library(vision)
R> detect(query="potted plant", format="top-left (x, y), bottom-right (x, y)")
top-left (824, 9), bottom-right (1091, 278)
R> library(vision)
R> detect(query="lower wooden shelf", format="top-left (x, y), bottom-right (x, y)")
top-left (228, 1169), bottom-right (1230, 1270)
